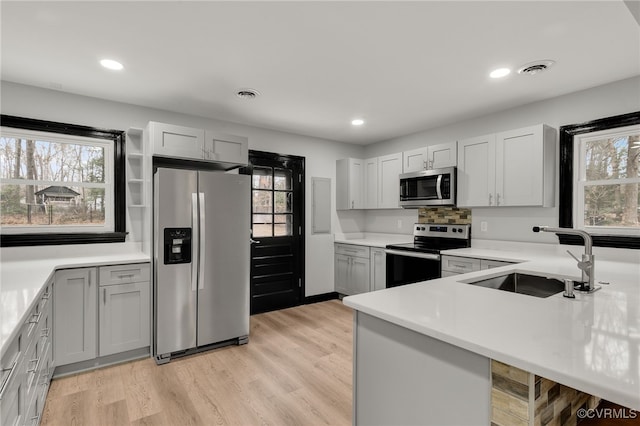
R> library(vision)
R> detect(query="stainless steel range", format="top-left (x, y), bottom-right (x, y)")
top-left (385, 223), bottom-right (471, 288)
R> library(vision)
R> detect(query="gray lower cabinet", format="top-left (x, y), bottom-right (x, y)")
top-left (54, 267), bottom-right (97, 366)
top-left (441, 255), bottom-right (516, 277)
top-left (370, 247), bottom-right (386, 291)
top-left (99, 265), bottom-right (151, 356)
top-left (1, 280), bottom-right (53, 426)
top-left (54, 263), bottom-right (150, 371)
top-left (335, 244), bottom-right (370, 296)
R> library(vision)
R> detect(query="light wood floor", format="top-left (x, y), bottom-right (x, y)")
top-left (41, 300), bottom-right (353, 426)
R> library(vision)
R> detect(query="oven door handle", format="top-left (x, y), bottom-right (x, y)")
top-left (384, 249), bottom-right (440, 261)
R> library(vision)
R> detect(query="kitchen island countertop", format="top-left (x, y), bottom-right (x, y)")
top-left (343, 246), bottom-right (640, 410)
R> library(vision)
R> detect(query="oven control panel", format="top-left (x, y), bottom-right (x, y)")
top-left (413, 223), bottom-right (470, 239)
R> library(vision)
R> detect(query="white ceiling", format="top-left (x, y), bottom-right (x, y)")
top-left (1, 1), bottom-right (639, 145)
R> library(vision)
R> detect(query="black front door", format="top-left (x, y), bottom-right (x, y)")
top-left (247, 150), bottom-right (305, 314)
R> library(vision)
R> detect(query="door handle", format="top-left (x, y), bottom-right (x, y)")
top-left (250, 238), bottom-right (260, 244)
top-left (198, 192), bottom-right (205, 290)
top-left (191, 193), bottom-right (198, 292)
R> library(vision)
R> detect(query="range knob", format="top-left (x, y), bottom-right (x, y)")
top-left (421, 227), bottom-right (426, 231)
top-left (452, 228), bottom-right (457, 233)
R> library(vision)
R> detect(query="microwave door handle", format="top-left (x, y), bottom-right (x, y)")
top-left (435, 174), bottom-right (443, 199)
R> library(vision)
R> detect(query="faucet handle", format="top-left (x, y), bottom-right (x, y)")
top-left (566, 250), bottom-right (581, 263)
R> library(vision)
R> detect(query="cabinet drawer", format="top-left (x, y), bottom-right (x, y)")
top-left (441, 256), bottom-right (481, 274)
top-left (335, 244), bottom-right (370, 259)
top-left (99, 263), bottom-right (150, 285)
top-left (480, 259), bottom-right (515, 270)
top-left (0, 357), bottom-right (24, 426)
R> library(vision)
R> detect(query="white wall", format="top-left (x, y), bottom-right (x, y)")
top-left (0, 81), bottom-right (365, 297)
top-left (363, 76), bottom-right (640, 243)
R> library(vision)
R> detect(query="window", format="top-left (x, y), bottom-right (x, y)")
top-left (559, 111), bottom-right (640, 249)
top-left (0, 115), bottom-right (126, 246)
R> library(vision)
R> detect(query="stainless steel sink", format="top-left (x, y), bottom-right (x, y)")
top-left (462, 272), bottom-right (565, 298)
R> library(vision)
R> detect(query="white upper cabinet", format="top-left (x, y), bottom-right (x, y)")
top-left (203, 131), bottom-right (248, 165)
top-left (150, 122), bottom-right (204, 159)
top-left (377, 153), bottom-right (402, 209)
top-left (402, 142), bottom-right (457, 173)
top-left (149, 122), bottom-right (248, 166)
top-left (428, 142), bottom-right (457, 170)
top-left (402, 147), bottom-right (428, 173)
top-left (364, 157), bottom-right (379, 209)
top-left (337, 153), bottom-right (402, 210)
top-left (457, 124), bottom-right (556, 208)
top-left (336, 158), bottom-right (364, 210)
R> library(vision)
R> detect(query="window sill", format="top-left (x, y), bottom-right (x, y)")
top-left (1, 232), bottom-right (127, 247)
top-left (557, 234), bottom-right (640, 250)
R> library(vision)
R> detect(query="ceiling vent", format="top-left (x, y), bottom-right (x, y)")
top-left (236, 88), bottom-right (261, 100)
top-left (517, 60), bottom-right (555, 76)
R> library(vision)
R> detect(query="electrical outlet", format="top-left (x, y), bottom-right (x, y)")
top-left (480, 221), bottom-right (488, 232)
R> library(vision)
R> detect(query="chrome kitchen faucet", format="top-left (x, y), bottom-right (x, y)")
top-left (532, 226), bottom-right (599, 293)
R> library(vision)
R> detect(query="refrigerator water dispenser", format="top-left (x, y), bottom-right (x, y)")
top-left (164, 228), bottom-right (192, 264)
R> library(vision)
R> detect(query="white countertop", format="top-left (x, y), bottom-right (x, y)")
top-left (1, 243), bottom-right (150, 358)
top-left (343, 245), bottom-right (640, 410)
top-left (334, 232), bottom-right (413, 248)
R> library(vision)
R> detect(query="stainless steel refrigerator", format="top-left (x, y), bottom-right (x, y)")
top-left (153, 166), bottom-right (250, 364)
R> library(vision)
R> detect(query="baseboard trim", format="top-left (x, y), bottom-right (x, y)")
top-left (305, 292), bottom-right (340, 304)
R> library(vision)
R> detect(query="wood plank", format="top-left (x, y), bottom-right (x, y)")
top-left (42, 300), bottom-right (352, 425)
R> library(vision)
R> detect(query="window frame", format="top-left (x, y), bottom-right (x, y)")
top-left (559, 111), bottom-right (640, 250)
top-left (0, 115), bottom-right (126, 247)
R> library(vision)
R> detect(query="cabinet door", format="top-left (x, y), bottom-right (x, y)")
top-left (99, 282), bottom-right (150, 356)
top-left (336, 158), bottom-right (364, 210)
top-left (402, 147), bottom-right (428, 173)
top-left (350, 159), bottom-right (364, 209)
top-left (334, 254), bottom-right (351, 294)
top-left (457, 134), bottom-right (496, 207)
top-left (350, 257), bottom-right (371, 295)
top-left (54, 268), bottom-right (97, 366)
top-left (364, 158), bottom-right (379, 209)
top-left (378, 153), bottom-right (402, 209)
top-left (495, 125), bottom-right (544, 206)
top-left (370, 248), bottom-right (386, 291)
top-left (203, 131), bottom-right (248, 165)
top-left (150, 122), bottom-right (204, 159)
top-left (428, 142), bottom-right (457, 169)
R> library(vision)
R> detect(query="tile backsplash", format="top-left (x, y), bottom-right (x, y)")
top-left (418, 207), bottom-right (472, 224)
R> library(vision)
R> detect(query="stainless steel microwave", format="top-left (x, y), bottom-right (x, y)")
top-left (399, 167), bottom-right (456, 208)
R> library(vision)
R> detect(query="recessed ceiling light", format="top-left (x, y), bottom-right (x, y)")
top-left (100, 59), bottom-right (123, 71)
top-left (489, 68), bottom-right (511, 79)
top-left (236, 88), bottom-right (261, 100)
top-left (351, 119), bottom-right (364, 126)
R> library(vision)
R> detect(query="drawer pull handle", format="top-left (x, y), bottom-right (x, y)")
top-left (41, 328), bottom-right (50, 338)
top-left (117, 274), bottom-right (135, 279)
top-left (0, 359), bottom-right (18, 400)
top-left (28, 311), bottom-right (42, 326)
top-left (27, 357), bottom-right (40, 373)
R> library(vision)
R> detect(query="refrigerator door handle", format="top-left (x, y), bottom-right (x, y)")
top-left (198, 192), bottom-right (206, 290)
top-left (191, 192), bottom-right (199, 292)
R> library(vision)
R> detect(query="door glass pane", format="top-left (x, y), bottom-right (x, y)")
top-left (252, 166), bottom-right (272, 189)
top-left (252, 214), bottom-right (273, 237)
top-left (274, 191), bottom-right (292, 213)
top-left (252, 190), bottom-right (272, 214)
top-left (274, 168), bottom-right (292, 190)
top-left (274, 214), bottom-right (292, 236)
